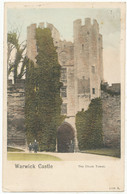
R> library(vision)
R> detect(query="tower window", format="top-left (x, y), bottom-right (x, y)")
top-left (61, 86), bottom-right (67, 97)
top-left (61, 68), bottom-right (67, 83)
top-left (92, 66), bottom-right (95, 73)
top-left (82, 44), bottom-right (84, 50)
top-left (92, 88), bottom-right (95, 94)
top-left (61, 103), bottom-right (67, 115)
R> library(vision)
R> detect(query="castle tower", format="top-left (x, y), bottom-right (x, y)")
top-left (26, 19), bottom-right (103, 152)
top-left (73, 18), bottom-right (103, 113)
top-left (27, 24), bottom-right (37, 67)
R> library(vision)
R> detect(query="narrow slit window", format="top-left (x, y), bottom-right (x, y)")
top-left (61, 86), bottom-right (67, 97)
top-left (82, 44), bottom-right (84, 50)
top-left (92, 66), bottom-right (95, 73)
top-left (92, 88), bottom-right (95, 94)
top-left (61, 68), bottom-right (67, 83)
top-left (61, 103), bottom-right (67, 115)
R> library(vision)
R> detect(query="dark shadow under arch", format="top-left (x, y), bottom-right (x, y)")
top-left (57, 122), bottom-right (75, 153)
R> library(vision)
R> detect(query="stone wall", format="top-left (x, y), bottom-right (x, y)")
top-left (7, 80), bottom-right (121, 150)
top-left (101, 86), bottom-right (121, 148)
top-left (7, 80), bottom-right (26, 148)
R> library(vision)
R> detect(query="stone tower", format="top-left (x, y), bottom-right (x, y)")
top-left (73, 18), bottom-right (103, 113)
top-left (26, 18), bottom-right (103, 151)
top-left (7, 19), bottom-right (121, 151)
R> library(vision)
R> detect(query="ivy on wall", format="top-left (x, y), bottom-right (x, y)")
top-left (25, 28), bottom-right (64, 151)
top-left (76, 98), bottom-right (103, 150)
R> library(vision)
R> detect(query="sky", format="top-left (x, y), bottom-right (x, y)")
top-left (7, 8), bottom-right (121, 85)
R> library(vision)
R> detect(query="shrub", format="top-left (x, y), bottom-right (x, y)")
top-left (76, 98), bottom-right (103, 150)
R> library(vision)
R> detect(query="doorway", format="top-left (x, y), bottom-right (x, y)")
top-left (57, 122), bottom-right (75, 153)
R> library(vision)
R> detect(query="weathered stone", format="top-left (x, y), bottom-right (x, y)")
top-left (101, 87), bottom-right (120, 148)
top-left (7, 19), bottom-right (120, 150)
top-left (7, 81), bottom-right (26, 148)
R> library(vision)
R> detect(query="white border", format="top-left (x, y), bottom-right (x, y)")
top-left (0, 1), bottom-right (126, 194)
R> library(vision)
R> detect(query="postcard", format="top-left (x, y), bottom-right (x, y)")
top-left (2, 2), bottom-right (126, 192)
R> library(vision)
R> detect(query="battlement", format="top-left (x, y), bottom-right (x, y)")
top-left (73, 19), bottom-right (82, 26)
top-left (85, 18), bottom-right (91, 26)
top-left (101, 82), bottom-right (120, 95)
top-left (27, 23), bottom-right (37, 35)
top-left (73, 18), bottom-right (100, 41)
top-left (47, 22), bottom-right (58, 31)
top-left (110, 83), bottom-right (120, 92)
top-left (74, 18), bottom-right (99, 27)
top-left (39, 22), bottom-right (45, 29)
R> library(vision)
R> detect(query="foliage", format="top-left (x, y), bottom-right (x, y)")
top-left (7, 147), bottom-right (24, 152)
top-left (101, 83), bottom-right (120, 96)
top-left (7, 31), bottom-right (26, 83)
top-left (7, 153), bottom-right (62, 161)
top-left (81, 148), bottom-right (120, 158)
top-left (76, 98), bottom-right (103, 150)
top-left (25, 27), bottom-right (64, 152)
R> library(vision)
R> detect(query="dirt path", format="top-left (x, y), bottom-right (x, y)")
top-left (38, 152), bottom-right (118, 161)
top-left (8, 147), bottom-right (118, 161)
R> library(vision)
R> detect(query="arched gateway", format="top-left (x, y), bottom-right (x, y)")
top-left (57, 122), bottom-right (75, 153)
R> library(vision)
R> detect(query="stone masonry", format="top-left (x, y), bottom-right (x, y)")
top-left (7, 80), bottom-right (26, 148)
top-left (7, 18), bottom-right (120, 149)
top-left (101, 84), bottom-right (121, 148)
top-left (26, 19), bottom-right (103, 150)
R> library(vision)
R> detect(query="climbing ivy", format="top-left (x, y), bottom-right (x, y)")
top-left (76, 98), bottom-right (104, 150)
top-left (25, 27), bottom-right (64, 151)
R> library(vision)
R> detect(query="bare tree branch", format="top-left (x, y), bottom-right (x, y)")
top-left (7, 29), bottom-right (27, 83)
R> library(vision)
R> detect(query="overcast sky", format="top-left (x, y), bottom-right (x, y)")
top-left (7, 8), bottom-right (121, 85)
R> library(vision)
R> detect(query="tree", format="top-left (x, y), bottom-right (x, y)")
top-left (25, 27), bottom-right (64, 151)
top-left (7, 31), bottom-right (27, 83)
top-left (76, 98), bottom-right (104, 150)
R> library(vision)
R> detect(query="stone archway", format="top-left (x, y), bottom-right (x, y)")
top-left (57, 122), bottom-right (75, 153)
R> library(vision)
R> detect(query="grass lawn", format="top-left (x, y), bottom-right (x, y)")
top-left (7, 153), bottom-right (62, 161)
top-left (7, 147), bottom-right (24, 152)
top-left (82, 148), bottom-right (120, 158)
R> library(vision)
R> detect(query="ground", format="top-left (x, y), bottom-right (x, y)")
top-left (7, 146), bottom-right (120, 161)
top-left (7, 150), bottom-right (120, 161)
top-left (81, 148), bottom-right (120, 158)
top-left (41, 152), bottom-right (119, 161)
top-left (7, 153), bottom-right (62, 161)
